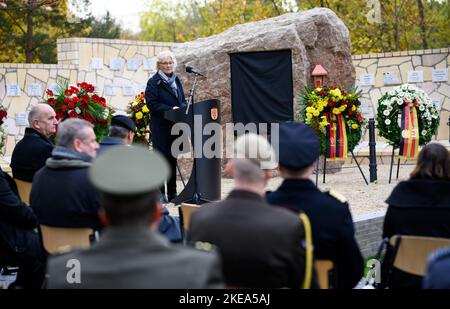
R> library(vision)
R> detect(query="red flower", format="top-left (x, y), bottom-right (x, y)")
top-left (347, 110), bottom-right (354, 116)
top-left (92, 94), bottom-right (100, 103)
top-left (69, 110), bottom-right (78, 118)
top-left (357, 113), bottom-right (363, 122)
top-left (48, 98), bottom-right (57, 106)
top-left (100, 97), bottom-right (106, 107)
top-left (79, 102), bottom-right (88, 110)
top-left (46, 89), bottom-right (53, 96)
top-left (86, 84), bottom-right (95, 93)
top-left (70, 86), bottom-right (79, 94)
top-left (68, 102), bottom-right (75, 109)
top-left (61, 105), bottom-right (68, 112)
top-left (55, 112), bottom-right (64, 120)
top-left (64, 89), bottom-right (72, 96)
top-left (84, 114), bottom-right (94, 124)
top-left (72, 96), bottom-right (79, 103)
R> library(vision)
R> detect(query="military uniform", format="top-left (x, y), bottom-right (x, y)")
top-left (266, 123), bottom-right (364, 289)
top-left (46, 146), bottom-right (224, 289)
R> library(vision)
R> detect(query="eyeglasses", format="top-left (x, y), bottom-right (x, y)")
top-left (160, 62), bottom-right (174, 66)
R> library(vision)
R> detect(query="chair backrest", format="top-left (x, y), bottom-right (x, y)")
top-left (14, 179), bottom-right (32, 206)
top-left (40, 225), bottom-right (94, 254)
top-left (178, 203), bottom-right (201, 231)
top-left (315, 259), bottom-right (334, 289)
top-left (389, 235), bottom-right (450, 276)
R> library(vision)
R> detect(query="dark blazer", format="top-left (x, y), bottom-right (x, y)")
top-left (266, 179), bottom-right (364, 289)
top-left (145, 72), bottom-right (186, 155)
top-left (381, 178), bottom-right (450, 289)
top-left (189, 189), bottom-right (307, 288)
top-left (47, 226), bottom-right (224, 289)
top-left (10, 128), bottom-right (53, 182)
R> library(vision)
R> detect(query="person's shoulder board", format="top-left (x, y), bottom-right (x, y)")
top-left (326, 189), bottom-right (347, 204)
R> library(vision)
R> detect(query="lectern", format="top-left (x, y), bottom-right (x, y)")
top-left (163, 99), bottom-right (221, 204)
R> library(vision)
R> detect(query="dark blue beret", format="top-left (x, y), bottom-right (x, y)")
top-left (278, 122), bottom-right (320, 170)
top-left (111, 115), bottom-right (136, 132)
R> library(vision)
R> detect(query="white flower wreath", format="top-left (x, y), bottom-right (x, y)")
top-left (376, 84), bottom-right (440, 146)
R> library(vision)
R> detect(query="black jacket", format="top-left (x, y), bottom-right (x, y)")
top-left (189, 189), bottom-right (307, 288)
top-left (30, 147), bottom-right (101, 230)
top-left (266, 179), bottom-right (364, 289)
top-left (10, 128), bottom-right (53, 182)
top-left (0, 168), bottom-right (39, 255)
top-left (98, 136), bottom-right (125, 155)
top-left (145, 72), bottom-right (186, 155)
top-left (381, 178), bottom-right (450, 289)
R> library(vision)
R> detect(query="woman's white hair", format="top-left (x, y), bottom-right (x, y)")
top-left (156, 50), bottom-right (177, 69)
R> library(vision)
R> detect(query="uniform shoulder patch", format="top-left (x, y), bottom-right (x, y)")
top-left (327, 189), bottom-right (347, 204)
top-left (194, 241), bottom-right (215, 252)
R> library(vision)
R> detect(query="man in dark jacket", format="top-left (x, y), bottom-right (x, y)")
top-left (266, 123), bottom-right (364, 289)
top-left (30, 118), bottom-right (101, 230)
top-left (10, 104), bottom-right (57, 182)
top-left (98, 114), bottom-right (135, 155)
top-left (189, 133), bottom-right (310, 288)
top-left (0, 168), bottom-right (45, 289)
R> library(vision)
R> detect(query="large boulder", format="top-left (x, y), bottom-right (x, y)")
top-left (173, 7), bottom-right (355, 124)
top-left (172, 8), bottom-right (354, 177)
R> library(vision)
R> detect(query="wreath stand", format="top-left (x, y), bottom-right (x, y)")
top-left (388, 146), bottom-right (401, 184)
top-left (315, 148), bottom-right (369, 187)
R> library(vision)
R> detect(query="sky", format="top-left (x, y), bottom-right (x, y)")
top-left (86, 0), bottom-right (148, 33)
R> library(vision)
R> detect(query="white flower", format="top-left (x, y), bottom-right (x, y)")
top-left (397, 99), bottom-right (403, 105)
top-left (419, 105), bottom-right (425, 111)
top-left (383, 109), bottom-right (390, 116)
top-left (75, 107), bottom-right (81, 114)
top-left (421, 130), bottom-right (427, 136)
top-left (385, 119), bottom-right (391, 125)
top-left (388, 91), bottom-right (395, 96)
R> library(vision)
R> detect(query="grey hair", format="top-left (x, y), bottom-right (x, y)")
top-left (109, 125), bottom-right (129, 138)
top-left (156, 50), bottom-right (177, 68)
top-left (232, 159), bottom-right (265, 185)
top-left (28, 104), bottom-right (49, 126)
top-left (56, 118), bottom-right (94, 149)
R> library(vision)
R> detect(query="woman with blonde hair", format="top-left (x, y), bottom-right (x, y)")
top-left (145, 50), bottom-right (187, 202)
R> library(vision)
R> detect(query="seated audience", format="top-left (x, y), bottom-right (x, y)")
top-left (189, 133), bottom-right (312, 288)
top-left (381, 143), bottom-right (450, 289)
top-left (0, 168), bottom-right (45, 289)
top-left (46, 146), bottom-right (224, 288)
top-left (266, 123), bottom-right (364, 289)
top-left (98, 114), bottom-right (135, 155)
top-left (11, 104), bottom-right (57, 182)
top-left (30, 118), bottom-right (101, 231)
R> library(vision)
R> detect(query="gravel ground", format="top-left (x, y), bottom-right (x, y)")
top-left (167, 163), bottom-right (416, 218)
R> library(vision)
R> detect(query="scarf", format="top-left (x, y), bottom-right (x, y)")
top-left (158, 70), bottom-right (178, 98)
top-left (46, 146), bottom-right (92, 169)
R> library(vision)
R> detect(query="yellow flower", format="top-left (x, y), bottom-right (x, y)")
top-left (313, 110), bottom-right (320, 117)
top-left (317, 106), bottom-right (324, 112)
top-left (306, 113), bottom-right (313, 119)
top-left (352, 105), bottom-right (357, 111)
top-left (339, 105), bottom-right (347, 111)
top-left (315, 87), bottom-right (322, 92)
top-left (332, 108), bottom-right (341, 115)
top-left (136, 112), bottom-right (143, 119)
top-left (330, 88), bottom-right (342, 98)
top-left (352, 123), bottom-right (359, 129)
top-left (306, 106), bottom-right (314, 113)
top-left (142, 105), bottom-right (149, 113)
top-left (319, 120), bottom-right (329, 127)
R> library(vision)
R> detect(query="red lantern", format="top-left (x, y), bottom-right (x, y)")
top-left (312, 65), bottom-right (328, 88)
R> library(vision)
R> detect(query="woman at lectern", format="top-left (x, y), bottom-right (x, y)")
top-left (145, 50), bottom-right (187, 202)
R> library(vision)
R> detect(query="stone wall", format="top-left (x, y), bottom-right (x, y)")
top-left (0, 38), bottom-right (175, 156)
top-left (354, 211), bottom-right (385, 258)
top-left (353, 48), bottom-right (450, 141)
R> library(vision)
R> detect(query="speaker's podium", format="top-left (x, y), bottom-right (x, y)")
top-left (163, 99), bottom-right (221, 205)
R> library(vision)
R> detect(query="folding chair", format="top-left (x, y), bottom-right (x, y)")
top-left (315, 259), bottom-right (334, 289)
top-left (40, 225), bottom-right (95, 254)
top-left (385, 235), bottom-right (450, 285)
top-left (178, 203), bottom-right (201, 242)
top-left (14, 179), bottom-right (32, 206)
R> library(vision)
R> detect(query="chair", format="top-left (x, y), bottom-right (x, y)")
top-left (178, 203), bottom-right (201, 241)
top-left (40, 225), bottom-right (95, 254)
top-left (315, 259), bottom-right (334, 289)
top-left (386, 235), bottom-right (450, 280)
top-left (13, 179), bottom-right (32, 206)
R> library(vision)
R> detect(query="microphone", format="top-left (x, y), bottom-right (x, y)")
top-left (186, 66), bottom-right (205, 77)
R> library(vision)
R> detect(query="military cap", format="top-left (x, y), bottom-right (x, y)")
top-left (278, 122), bottom-right (320, 170)
top-left (89, 146), bottom-right (169, 195)
top-left (110, 115), bottom-right (136, 132)
top-left (234, 133), bottom-right (277, 169)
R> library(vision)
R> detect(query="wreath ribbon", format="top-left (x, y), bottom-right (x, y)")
top-left (325, 113), bottom-right (348, 160)
top-left (399, 99), bottom-right (419, 159)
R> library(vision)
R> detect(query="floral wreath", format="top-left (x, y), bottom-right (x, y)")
top-left (376, 84), bottom-right (439, 147)
top-left (297, 85), bottom-right (365, 158)
top-left (0, 106), bottom-right (7, 155)
top-left (127, 92), bottom-right (151, 145)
